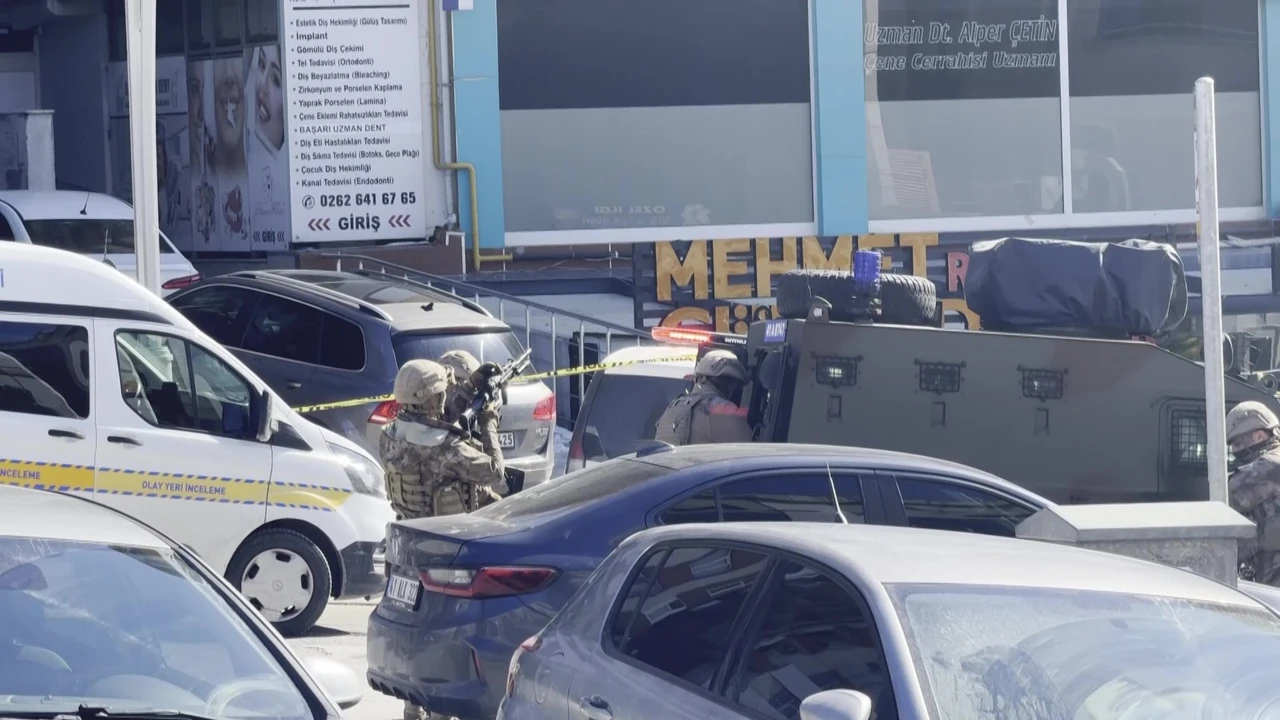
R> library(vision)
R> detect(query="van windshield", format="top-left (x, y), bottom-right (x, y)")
top-left (0, 537), bottom-right (314, 719)
top-left (580, 374), bottom-right (690, 461)
top-left (23, 219), bottom-right (177, 254)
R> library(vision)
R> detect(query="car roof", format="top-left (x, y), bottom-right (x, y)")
top-left (629, 442), bottom-right (1048, 502)
top-left (0, 485), bottom-right (168, 549)
top-left (599, 345), bottom-right (697, 378)
top-left (633, 522), bottom-right (1257, 607)
top-left (0, 190), bottom-right (133, 220)
top-left (0, 242), bottom-right (202, 330)
top-left (239, 270), bottom-right (508, 333)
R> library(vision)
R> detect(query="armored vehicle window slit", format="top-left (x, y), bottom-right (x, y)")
top-left (1169, 407), bottom-right (1208, 473)
top-left (813, 355), bottom-right (860, 388)
top-left (1019, 367), bottom-right (1066, 401)
top-left (916, 360), bottom-right (964, 395)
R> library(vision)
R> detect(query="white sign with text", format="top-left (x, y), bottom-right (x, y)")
top-left (283, 0), bottom-right (426, 244)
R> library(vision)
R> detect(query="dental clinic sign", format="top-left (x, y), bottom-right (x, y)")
top-left (865, 0), bottom-right (1059, 101)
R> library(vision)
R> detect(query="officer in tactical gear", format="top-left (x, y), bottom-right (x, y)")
top-left (380, 359), bottom-right (507, 522)
top-left (438, 349), bottom-right (481, 424)
top-left (1226, 400), bottom-right (1280, 586)
top-left (654, 349), bottom-right (753, 446)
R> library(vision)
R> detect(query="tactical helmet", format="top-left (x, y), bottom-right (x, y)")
top-left (1226, 401), bottom-right (1280, 443)
top-left (392, 359), bottom-right (449, 406)
top-left (439, 350), bottom-right (480, 381)
top-left (694, 350), bottom-right (747, 383)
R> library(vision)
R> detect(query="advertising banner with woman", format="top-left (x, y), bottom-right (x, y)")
top-left (187, 45), bottom-right (290, 252)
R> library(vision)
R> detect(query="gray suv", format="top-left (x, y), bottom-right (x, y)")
top-left (167, 270), bottom-right (556, 488)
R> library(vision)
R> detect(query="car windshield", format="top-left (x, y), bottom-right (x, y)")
top-left (393, 331), bottom-right (534, 383)
top-left (580, 374), bottom-right (690, 460)
top-left (891, 583), bottom-right (1280, 720)
top-left (22, 219), bottom-right (177, 254)
top-left (0, 536), bottom-right (312, 719)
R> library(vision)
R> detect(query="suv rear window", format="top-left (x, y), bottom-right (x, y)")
top-left (393, 331), bottom-right (531, 379)
top-left (473, 458), bottom-right (669, 521)
top-left (580, 373), bottom-right (689, 460)
top-left (23, 219), bottom-right (177, 253)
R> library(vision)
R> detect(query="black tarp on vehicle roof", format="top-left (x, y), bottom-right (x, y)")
top-left (965, 237), bottom-right (1188, 337)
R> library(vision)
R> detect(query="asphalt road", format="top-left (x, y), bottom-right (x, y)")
top-left (288, 599), bottom-right (405, 720)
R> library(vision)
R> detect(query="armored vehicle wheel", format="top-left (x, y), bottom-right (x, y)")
top-left (776, 269), bottom-right (870, 321)
top-left (879, 273), bottom-right (938, 326)
top-left (775, 269), bottom-right (938, 326)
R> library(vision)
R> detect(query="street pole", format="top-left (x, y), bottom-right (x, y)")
top-left (1195, 76), bottom-right (1228, 503)
top-left (124, 0), bottom-right (161, 295)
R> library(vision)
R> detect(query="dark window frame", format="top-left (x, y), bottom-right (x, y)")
top-left (168, 283), bottom-right (263, 349)
top-left (599, 540), bottom-right (899, 720)
top-left (882, 472), bottom-right (1038, 536)
top-left (721, 551), bottom-right (900, 720)
top-left (600, 540), bottom-right (778, 710)
top-left (0, 320), bottom-right (92, 420)
top-left (650, 468), bottom-right (878, 528)
top-left (112, 328), bottom-right (259, 443)
top-left (237, 290), bottom-right (327, 367)
top-left (317, 314), bottom-right (368, 372)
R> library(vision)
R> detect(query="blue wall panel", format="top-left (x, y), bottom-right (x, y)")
top-left (450, 0), bottom-right (506, 248)
top-left (1265, 0), bottom-right (1280, 216)
top-left (811, 0), bottom-right (868, 235)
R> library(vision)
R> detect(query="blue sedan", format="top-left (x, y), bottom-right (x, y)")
top-left (365, 442), bottom-right (1061, 720)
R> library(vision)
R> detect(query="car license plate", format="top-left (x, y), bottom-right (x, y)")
top-left (386, 573), bottom-right (421, 607)
top-left (498, 432), bottom-right (516, 449)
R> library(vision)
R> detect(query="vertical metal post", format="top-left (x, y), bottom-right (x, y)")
top-left (578, 320), bottom-right (587, 422)
top-left (125, 0), bottom-right (160, 294)
top-left (1195, 76), bottom-right (1229, 503)
top-left (524, 307), bottom-right (531, 350)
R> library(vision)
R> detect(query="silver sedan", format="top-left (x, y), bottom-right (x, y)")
top-left (500, 522), bottom-right (1280, 720)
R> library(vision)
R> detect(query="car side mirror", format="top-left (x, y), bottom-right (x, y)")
top-left (301, 656), bottom-right (362, 710)
top-left (253, 389), bottom-right (273, 443)
top-left (799, 689), bottom-right (874, 720)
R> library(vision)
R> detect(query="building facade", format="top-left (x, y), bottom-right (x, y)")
top-left (1, 0), bottom-right (1279, 335)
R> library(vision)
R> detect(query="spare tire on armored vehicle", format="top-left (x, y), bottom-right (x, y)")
top-left (775, 268), bottom-right (938, 326)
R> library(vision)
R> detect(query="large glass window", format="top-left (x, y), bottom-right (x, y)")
top-left (496, 0), bottom-right (814, 234)
top-left (864, 0), bottom-right (1262, 222)
top-left (1067, 0), bottom-right (1261, 212)
top-left (865, 0), bottom-right (1062, 220)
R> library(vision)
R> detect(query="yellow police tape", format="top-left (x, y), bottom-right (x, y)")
top-left (290, 351), bottom-right (699, 414)
top-left (0, 458), bottom-right (349, 512)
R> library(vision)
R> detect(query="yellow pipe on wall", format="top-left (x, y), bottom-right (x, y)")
top-left (427, 0), bottom-right (511, 267)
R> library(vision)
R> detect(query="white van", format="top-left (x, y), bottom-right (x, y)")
top-left (0, 243), bottom-right (393, 636)
top-left (0, 191), bottom-right (201, 295)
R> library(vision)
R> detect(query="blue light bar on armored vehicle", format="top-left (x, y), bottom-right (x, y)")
top-left (853, 249), bottom-right (882, 293)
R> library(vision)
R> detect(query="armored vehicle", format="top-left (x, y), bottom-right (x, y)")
top-left (730, 238), bottom-right (1280, 505)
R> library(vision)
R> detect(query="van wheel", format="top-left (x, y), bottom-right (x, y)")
top-left (227, 529), bottom-right (332, 637)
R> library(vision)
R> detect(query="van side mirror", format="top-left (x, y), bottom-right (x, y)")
top-left (799, 690), bottom-right (874, 720)
top-left (253, 389), bottom-right (273, 443)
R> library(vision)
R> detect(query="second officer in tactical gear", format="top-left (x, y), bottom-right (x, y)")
top-left (654, 349), bottom-right (753, 446)
top-left (380, 359), bottom-right (506, 522)
top-left (438, 349), bottom-right (481, 424)
top-left (1227, 400), bottom-right (1280, 586)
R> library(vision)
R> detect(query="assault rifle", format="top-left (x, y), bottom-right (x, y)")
top-left (459, 348), bottom-right (533, 438)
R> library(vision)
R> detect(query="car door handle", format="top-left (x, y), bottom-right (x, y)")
top-left (47, 429), bottom-right (84, 440)
top-left (107, 435), bottom-right (142, 446)
top-left (578, 696), bottom-right (613, 720)
top-left (285, 380), bottom-right (303, 389)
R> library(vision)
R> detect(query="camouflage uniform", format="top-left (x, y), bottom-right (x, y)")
top-left (439, 349), bottom-right (480, 425)
top-left (380, 359), bottom-right (506, 521)
top-left (1227, 401), bottom-right (1280, 585)
top-left (655, 350), bottom-right (753, 446)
